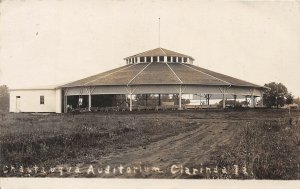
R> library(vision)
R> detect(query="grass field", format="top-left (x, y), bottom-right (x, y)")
top-left (0, 109), bottom-right (300, 179)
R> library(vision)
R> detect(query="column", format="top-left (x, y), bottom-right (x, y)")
top-left (64, 95), bottom-right (67, 113)
top-left (222, 93), bottom-right (226, 109)
top-left (260, 91), bottom-right (264, 107)
top-left (233, 95), bottom-right (237, 107)
top-left (179, 86), bottom-right (182, 109)
top-left (207, 94), bottom-right (210, 105)
top-left (158, 94), bottom-right (161, 106)
top-left (88, 93), bottom-right (91, 111)
top-left (250, 96), bottom-right (255, 108)
top-left (129, 93), bottom-right (133, 111)
top-left (199, 94), bottom-right (201, 106)
top-left (63, 89), bottom-right (68, 113)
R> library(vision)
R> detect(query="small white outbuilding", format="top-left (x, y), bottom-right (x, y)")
top-left (9, 86), bottom-right (62, 113)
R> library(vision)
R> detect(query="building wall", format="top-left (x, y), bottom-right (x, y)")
top-left (9, 89), bottom-right (61, 113)
top-left (55, 89), bottom-right (62, 113)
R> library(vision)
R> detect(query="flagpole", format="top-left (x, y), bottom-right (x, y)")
top-left (158, 17), bottom-right (160, 47)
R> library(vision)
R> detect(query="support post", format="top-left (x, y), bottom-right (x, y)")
top-left (233, 95), bottom-right (237, 107)
top-left (220, 87), bottom-right (226, 109)
top-left (158, 94), bottom-right (161, 106)
top-left (64, 95), bottom-right (67, 113)
top-left (63, 89), bottom-right (68, 113)
top-left (222, 93), bottom-right (226, 109)
top-left (179, 86), bottom-right (182, 110)
top-left (207, 94), bottom-right (210, 105)
top-left (88, 93), bottom-right (91, 111)
top-left (250, 96), bottom-right (255, 108)
top-left (129, 93), bottom-right (133, 111)
top-left (199, 94), bottom-right (202, 107)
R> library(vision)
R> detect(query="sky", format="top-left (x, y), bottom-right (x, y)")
top-left (0, 0), bottom-right (300, 96)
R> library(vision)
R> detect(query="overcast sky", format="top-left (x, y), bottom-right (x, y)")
top-left (1, 0), bottom-right (300, 96)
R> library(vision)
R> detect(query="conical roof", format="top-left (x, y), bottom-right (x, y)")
top-left (62, 62), bottom-right (263, 88)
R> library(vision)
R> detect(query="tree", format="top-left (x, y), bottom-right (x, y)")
top-left (286, 93), bottom-right (294, 105)
top-left (263, 82), bottom-right (292, 108)
top-left (0, 85), bottom-right (9, 112)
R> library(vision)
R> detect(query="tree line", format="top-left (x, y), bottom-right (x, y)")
top-left (0, 85), bottom-right (9, 112)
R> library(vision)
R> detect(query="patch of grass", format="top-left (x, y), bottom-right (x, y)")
top-left (0, 113), bottom-right (199, 176)
top-left (211, 119), bottom-right (300, 179)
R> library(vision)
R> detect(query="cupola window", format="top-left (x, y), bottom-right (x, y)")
top-left (159, 56), bottom-right (164, 62)
top-left (167, 56), bottom-right (171, 62)
top-left (172, 57), bottom-right (177, 63)
top-left (178, 57), bottom-right (182, 63)
top-left (146, 56), bottom-right (151, 62)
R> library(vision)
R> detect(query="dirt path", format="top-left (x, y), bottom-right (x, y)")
top-left (62, 119), bottom-right (241, 178)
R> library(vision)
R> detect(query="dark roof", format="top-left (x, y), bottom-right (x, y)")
top-left (61, 62), bottom-right (263, 88)
top-left (124, 47), bottom-right (194, 60)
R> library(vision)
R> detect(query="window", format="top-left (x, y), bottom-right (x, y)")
top-left (16, 96), bottom-right (20, 98)
top-left (140, 57), bottom-right (145, 62)
top-left (159, 56), bottom-right (164, 62)
top-left (40, 95), bottom-right (44, 104)
top-left (146, 56), bottom-right (151, 62)
top-left (178, 57), bottom-right (182, 63)
top-left (183, 57), bottom-right (187, 63)
top-left (172, 57), bottom-right (177, 63)
top-left (153, 56), bottom-right (158, 62)
top-left (167, 56), bottom-right (171, 62)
